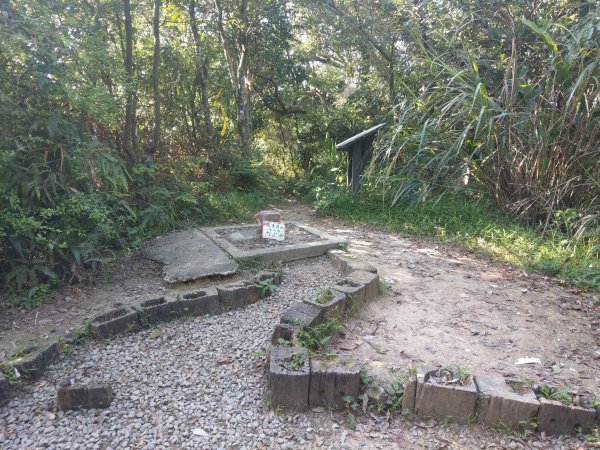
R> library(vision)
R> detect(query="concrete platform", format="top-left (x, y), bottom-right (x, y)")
top-left (144, 229), bottom-right (239, 283)
top-left (202, 222), bottom-right (346, 264)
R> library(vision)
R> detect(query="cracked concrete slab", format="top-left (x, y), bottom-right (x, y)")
top-left (144, 229), bottom-right (239, 283)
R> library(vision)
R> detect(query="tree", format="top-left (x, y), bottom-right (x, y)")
top-left (215, 0), bottom-right (252, 156)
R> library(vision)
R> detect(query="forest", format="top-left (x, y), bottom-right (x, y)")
top-left (1, 0), bottom-right (599, 308)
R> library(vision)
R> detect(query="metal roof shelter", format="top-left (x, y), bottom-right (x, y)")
top-left (336, 123), bottom-right (385, 193)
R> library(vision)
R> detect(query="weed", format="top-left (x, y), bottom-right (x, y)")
top-left (276, 338), bottom-right (290, 347)
top-left (237, 255), bottom-right (263, 270)
top-left (59, 342), bottom-right (74, 356)
top-left (315, 288), bottom-right (333, 305)
top-left (379, 280), bottom-right (393, 294)
top-left (343, 294), bottom-right (358, 317)
top-left (536, 384), bottom-right (573, 405)
top-left (297, 318), bottom-right (343, 353)
top-left (256, 279), bottom-right (277, 297)
top-left (75, 319), bottom-right (95, 343)
top-left (0, 364), bottom-right (29, 394)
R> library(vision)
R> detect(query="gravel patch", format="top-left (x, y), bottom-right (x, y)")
top-left (0, 257), bottom-right (340, 450)
top-left (0, 253), bottom-right (594, 449)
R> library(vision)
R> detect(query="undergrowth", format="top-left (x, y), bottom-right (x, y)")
top-left (316, 191), bottom-right (600, 293)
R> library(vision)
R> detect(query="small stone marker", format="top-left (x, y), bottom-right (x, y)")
top-left (255, 210), bottom-right (282, 231)
top-left (262, 221), bottom-right (285, 241)
top-left (269, 346), bottom-right (310, 411)
top-left (57, 381), bottom-right (113, 411)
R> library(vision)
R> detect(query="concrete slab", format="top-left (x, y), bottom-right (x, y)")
top-left (202, 222), bottom-right (346, 264)
top-left (144, 229), bottom-right (239, 283)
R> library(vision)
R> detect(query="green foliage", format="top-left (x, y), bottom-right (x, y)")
top-left (315, 288), bottom-right (333, 305)
top-left (369, 2), bottom-right (600, 238)
top-left (297, 318), bottom-right (344, 353)
top-left (317, 191), bottom-right (600, 293)
top-left (536, 385), bottom-right (574, 406)
top-left (256, 279), bottom-right (278, 298)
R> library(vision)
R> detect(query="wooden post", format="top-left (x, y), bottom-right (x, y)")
top-left (351, 142), bottom-right (362, 193)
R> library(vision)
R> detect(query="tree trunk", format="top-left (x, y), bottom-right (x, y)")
top-left (215, 0), bottom-right (252, 157)
top-left (149, 0), bottom-right (161, 166)
top-left (189, 0), bottom-right (215, 149)
top-left (235, 0), bottom-right (251, 157)
top-left (122, 0), bottom-right (137, 163)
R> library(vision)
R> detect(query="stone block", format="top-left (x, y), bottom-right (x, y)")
top-left (402, 365), bottom-right (438, 414)
top-left (256, 210), bottom-right (282, 224)
top-left (537, 398), bottom-right (597, 435)
top-left (414, 368), bottom-right (478, 424)
top-left (271, 323), bottom-right (299, 346)
top-left (11, 342), bottom-right (59, 380)
top-left (346, 260), bottom-right (377, 275)
top-left (304, 289), bottom-right (346, 321)
top-left (474, 375), bottom-right (539, 430)
top-left (92, 307), bottom-right (140, 339)
top-left (269, 346), bottom-right (310, 411)
top-left (134, 296), bottom-right (180, 325)
top-left (280, 302), bottom-right (323, 329)
top-left (179, 288), bottom-right (220, 316)
top-left (331, 279), bottom-right (367, 308)
top-left (57, 381), bottom-right (113, 411)
top-left (217, 281), bottom-right (259, 310)
top-left (0, 372), bottom-right (13, 405)
top-left (328, 250), bottom-right (377, 275)
top-left (347, 270), bottom-right (379, 300)
top-left (309, 356), bottom-right (360, 409)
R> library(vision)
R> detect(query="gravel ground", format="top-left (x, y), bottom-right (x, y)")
top-left (0, 258), bottom-right (340, 450)
top-left (0, 256), bottom-right (594, 449)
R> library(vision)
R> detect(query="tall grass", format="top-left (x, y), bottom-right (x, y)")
top-left (370, 5), bottom-right (599, 244)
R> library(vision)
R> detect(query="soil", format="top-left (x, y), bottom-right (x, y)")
top-left (0, 198), bottom-right (598, 447)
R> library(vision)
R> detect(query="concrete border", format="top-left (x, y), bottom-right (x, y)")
top-left (202, 222), bottom-right (346, 263)
top-left (10, 342), bottom-right (59, 380)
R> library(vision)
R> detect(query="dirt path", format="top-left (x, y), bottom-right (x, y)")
top-left (1, 199), bottom-right (598, 448)
top-left (280, 201), bottom-right (600, 402)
